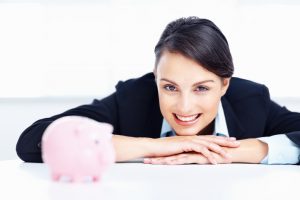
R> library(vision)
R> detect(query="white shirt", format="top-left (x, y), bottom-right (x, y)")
top-left (160, 102), bottom-right (300, 164)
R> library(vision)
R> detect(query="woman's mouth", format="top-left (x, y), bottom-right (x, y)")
top-left (173, 113), bottom-right (201, 126)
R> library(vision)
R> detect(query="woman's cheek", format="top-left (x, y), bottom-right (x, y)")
top-left (159, 95), bottom-right (178, 120)
top-left (158, 94), bottom-right (170, 112)
top-left (201, 94), bottom-right (220, 111)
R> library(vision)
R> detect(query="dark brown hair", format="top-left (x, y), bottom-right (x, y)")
top-left (154, 17), bottom-right (234, 78)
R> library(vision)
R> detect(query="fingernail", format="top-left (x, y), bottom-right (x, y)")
top-left (144, 158), bottom-right (151, 163)
top-left (229, 137), bottom-right (236, 140)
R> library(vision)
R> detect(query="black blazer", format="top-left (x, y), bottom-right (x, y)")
top-left (16, 73), bottom-right (300, 163)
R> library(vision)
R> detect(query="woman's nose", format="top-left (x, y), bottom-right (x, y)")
top-left (177, 94), bottom-right (194, 114)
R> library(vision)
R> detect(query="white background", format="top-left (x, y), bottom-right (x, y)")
top-left (1, 0), bottom-right (300, 98)
top-left (1, 0), bottom-right (300, 160)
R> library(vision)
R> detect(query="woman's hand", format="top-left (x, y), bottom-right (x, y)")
top-left (145, 138), bottom-right (268, 165)
top-left (149, 135), bottom-right (240, 164)
top-left (144, 151), bottom-right (232, 165)
top-left (112, 135), bottom-right (240, 163)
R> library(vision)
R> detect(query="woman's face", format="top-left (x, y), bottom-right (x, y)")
top-left (155, 51), bottom-right (230, 136)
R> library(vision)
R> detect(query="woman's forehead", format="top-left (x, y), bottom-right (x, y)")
top-left (157, 54), bottom-right (218, 80)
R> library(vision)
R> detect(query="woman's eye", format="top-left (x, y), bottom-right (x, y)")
top-left (196, 86), bottom-right (208, 92)
top-left (164, 85), bottom-right (177, 91)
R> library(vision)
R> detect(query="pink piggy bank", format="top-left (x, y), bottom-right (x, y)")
top-left (41, 116), bottom-right (115, 182)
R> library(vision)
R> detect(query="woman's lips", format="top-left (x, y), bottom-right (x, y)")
top-left (173, 113), bottom-right (201, 126)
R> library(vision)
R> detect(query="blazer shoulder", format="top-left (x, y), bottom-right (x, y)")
top-left (226, 77), bottom-right (270, 101)
top-left (115, 72), bottom-right (157, 97)
top-left (112, 73), bottom-right (162, 137)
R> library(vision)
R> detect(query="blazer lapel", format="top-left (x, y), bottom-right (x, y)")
top-left (221, 97), bottom-right (246, 139)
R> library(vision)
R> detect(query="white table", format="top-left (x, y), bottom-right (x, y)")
top-left (0, 159), bottom-right (299, 200)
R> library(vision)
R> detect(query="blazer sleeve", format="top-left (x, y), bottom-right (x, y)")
top-left (16, 93), bottom-right (119, 163)
top-left (263, 86), bottom-right (300, 146)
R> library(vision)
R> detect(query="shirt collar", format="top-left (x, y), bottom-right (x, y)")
top-left (160, 102), bottom-right (229, 137)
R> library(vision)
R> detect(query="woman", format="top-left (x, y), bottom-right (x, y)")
top-left (16, 17), bottom-right (300, 165)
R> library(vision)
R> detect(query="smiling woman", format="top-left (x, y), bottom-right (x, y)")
top-left (155, 51), bottom-right (229, 137)
top-left (16, 17), bottom-right (300, 165)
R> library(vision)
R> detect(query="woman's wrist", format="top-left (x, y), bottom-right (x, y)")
top-left (225, 138), bottom-right (268, 163)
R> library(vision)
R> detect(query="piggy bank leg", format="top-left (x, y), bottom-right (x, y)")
top-left (92, 175), bottom-right (101, 182)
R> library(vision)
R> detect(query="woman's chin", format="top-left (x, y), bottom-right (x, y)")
top-left (174, 128), bottom-right (200, 136)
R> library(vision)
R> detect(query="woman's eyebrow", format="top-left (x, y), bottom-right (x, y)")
top-left (160, 78), bottom-right (214, 86)
top-left (191, 80), bottom-right (215, 87)
top-left (160, 78), bottom-right (179, 86)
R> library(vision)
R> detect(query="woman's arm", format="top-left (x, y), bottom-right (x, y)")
top-left (112, 135), bottom-right (154, 161)
top-left (113, 134), bottom-right (240, 163)
top-left (143, 138), bottom-right (267, 165)
top-left (225, 138), bottom-right (268, 163)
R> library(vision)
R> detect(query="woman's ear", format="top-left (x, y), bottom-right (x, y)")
top-left (221, 78), bottom-right (231, 96)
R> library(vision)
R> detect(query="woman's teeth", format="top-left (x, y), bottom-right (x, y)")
top-left (175, 114), bottom-right (200, 122)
